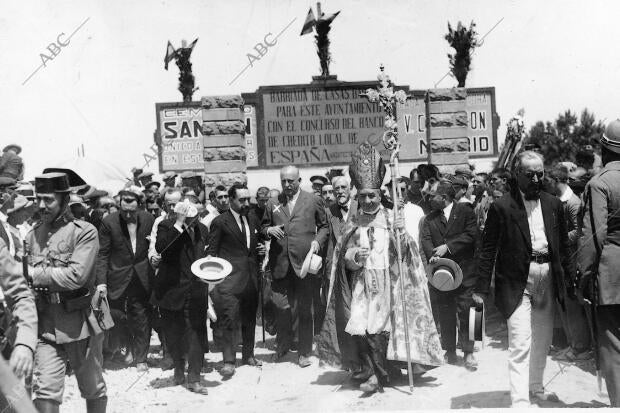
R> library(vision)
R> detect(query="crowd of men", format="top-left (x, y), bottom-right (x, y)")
top-left (0, 119), bottom-right (619, 410)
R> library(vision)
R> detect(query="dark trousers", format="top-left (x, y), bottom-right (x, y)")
top-left (272, 266), bottom-right (314, 356)
top-left (212, 279), bottom-right (258, 364)
top-left (109, 276), bottom-right (151, 363)
top-left (354, 332), bottom-right (389, 384)
top-left (597, 305), bottom-right (620, 407)
top-left (430, 284), bottom-right (475, 353)
top-left (160, 304), bottom-right (206, 383)
top-left (312, 274), bottom-right (326, 335)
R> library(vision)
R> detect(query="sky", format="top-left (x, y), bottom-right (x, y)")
top-left (2, 0), bottom-right (620, 182)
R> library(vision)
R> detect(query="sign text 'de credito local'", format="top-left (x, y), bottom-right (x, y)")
top-left (157, 104), bottom-right (205, 171)
top-left (261, 87), bottom-right (387, 166)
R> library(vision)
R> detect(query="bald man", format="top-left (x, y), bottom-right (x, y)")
top-left (261, 166), bottom-right (328, 367)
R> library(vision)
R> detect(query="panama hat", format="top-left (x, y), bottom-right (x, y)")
top-left (469, 302), bottom-right (485, 344)
top-left (426, 258), bottom-right (463, 291)
top-left (300, 250), bottom-right (322, 279)
top-left (191, 257), bottom-right (232, 285)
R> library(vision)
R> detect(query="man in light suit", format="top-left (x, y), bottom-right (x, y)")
top-left (261, 166), bottom-right (328, 367)
top-left (473, 151), bottom-right (572, 408)
top-left (207, 184), bottom-right (263, 378)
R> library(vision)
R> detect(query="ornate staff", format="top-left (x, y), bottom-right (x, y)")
top-left (361, 64), bottom-right (414, 393)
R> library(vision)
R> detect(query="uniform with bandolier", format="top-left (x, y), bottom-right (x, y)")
top-left (27, 172), bottom-right (111, 413)
top-left (579, 119), bottom-right (620, 407)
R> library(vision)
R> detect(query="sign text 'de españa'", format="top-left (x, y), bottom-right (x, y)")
top-left (158, 105), bottom-right (204, 171)
top-left (261, 88), bottom-right (387, 166)
top-left (397, 88), bottom-right (497, 161)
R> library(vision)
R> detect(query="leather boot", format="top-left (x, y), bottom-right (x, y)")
top-left (86, 396), bottom-right (107, 413)
top-left (34, 399), bottom-right (60, 413)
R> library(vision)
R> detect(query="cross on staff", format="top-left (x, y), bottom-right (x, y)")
top-left (361, 64), bottom-right (415, 394)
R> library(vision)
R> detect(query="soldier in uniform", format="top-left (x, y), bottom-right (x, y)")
top-left (579, 119), bottom-right (620, 407)
top-left (27, 172), bottom-right (109, 413)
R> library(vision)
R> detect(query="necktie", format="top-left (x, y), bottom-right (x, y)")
top-left (340, 204), bottom-right (349, 212)
top-left (240, 216), bottom-right (248, 248)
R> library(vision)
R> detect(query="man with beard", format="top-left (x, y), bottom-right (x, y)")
top-left (201, 185), bottom-right (229, 231)
top-left (153, 197), bottom-right (209, 395)
top-left (261, 165), bottom-right (328, 367)
top-left (316, 175), bottom-right (358, 367)
top-left (207, 184), bottom-right (264, 377)
top-left (96, 186), bottom-right (154, 371)
top-left (319, 143), bottom-right (442, 394)
top-left (27, 171), bottom-right (109, 412)
top-left (421, 181), bottom-right (478, 369)
top-left (473, 151), bottom-right (572, 407)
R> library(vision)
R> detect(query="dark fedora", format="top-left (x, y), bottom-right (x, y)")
top-left (426, 258), bottom-right (463, 291)
top-left (35, 173), bottom-right (72, 194)
top-left (468, 303), bottom-right (485, 344)
top-left (601, 119), bottom-right (620, 154)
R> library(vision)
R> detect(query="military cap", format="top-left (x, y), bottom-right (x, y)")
top-left (3, 144), bottom-right (22, 154)
top-left (35, 173), bottom-right (71, 194)
top-left (42, 168), bottom-right (87, 191)
top-left (310, 175), bottom-right (328, 185)
top-left (601, 119), bottom-right (620, 154)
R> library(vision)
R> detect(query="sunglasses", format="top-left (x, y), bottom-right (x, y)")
top-left (522, 171), bottom-right (544, 180)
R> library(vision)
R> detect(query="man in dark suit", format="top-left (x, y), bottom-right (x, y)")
top-left (473, 151), bottom-right (572, 408)
top-left (207, 184), bottom-right (263, 377)
top-left (153, 196), bottom-right (210, 395)
top-left (96, 186), bottom-right (154, 371)
top-left (261, 166), bottom-right (328, 367)
top-left (421, 180), bottom-right (478, 369)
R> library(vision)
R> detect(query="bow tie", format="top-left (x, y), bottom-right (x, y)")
top-left (340, 204), bottom-right (349, 212)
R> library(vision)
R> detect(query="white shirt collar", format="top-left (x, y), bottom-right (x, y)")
top-left (289, 189), bottom-right (301, 203)
top-left (443, 201), bottom-right (454, 220)
top-left (559, 185), bottom-right (574, 203)
top-left (230, 208), bottom-right (242, 222)
top-left (0, 212), bottom-right (6, 223)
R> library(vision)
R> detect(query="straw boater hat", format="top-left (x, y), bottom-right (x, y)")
top-left (300, 250), bottom-right (322, 279)
top-left (191, 257), bottom-right (232, 285)
top-left (426, 258), bottom-right (463, 291)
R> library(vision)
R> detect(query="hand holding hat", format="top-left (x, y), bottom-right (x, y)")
top-left (174, 199), bottom-right (198, 219)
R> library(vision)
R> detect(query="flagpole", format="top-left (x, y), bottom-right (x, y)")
top-left (361, 64), bottom-right (414, 394)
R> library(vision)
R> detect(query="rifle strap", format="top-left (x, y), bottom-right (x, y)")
top-left (586, 186), bottom-right (603, 261)
top-left (586, 186), bottom-right (602, 307)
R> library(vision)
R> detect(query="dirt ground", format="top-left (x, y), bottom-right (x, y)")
top-left (61, 306), bottom-right (610, 412)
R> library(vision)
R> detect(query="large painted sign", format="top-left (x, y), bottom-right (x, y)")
top-left (155, 102), bottom-right (205, 171)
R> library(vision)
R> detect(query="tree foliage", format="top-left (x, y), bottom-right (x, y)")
top-left (445, 21), bottom-right (479, 87)
top-left (523, 108), bottom-right (604, 166)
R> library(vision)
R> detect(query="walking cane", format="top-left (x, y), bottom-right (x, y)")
top-left (259, 247), bottom-right (267, 344)
top-left (361, 64), bottom-right (414, 393)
